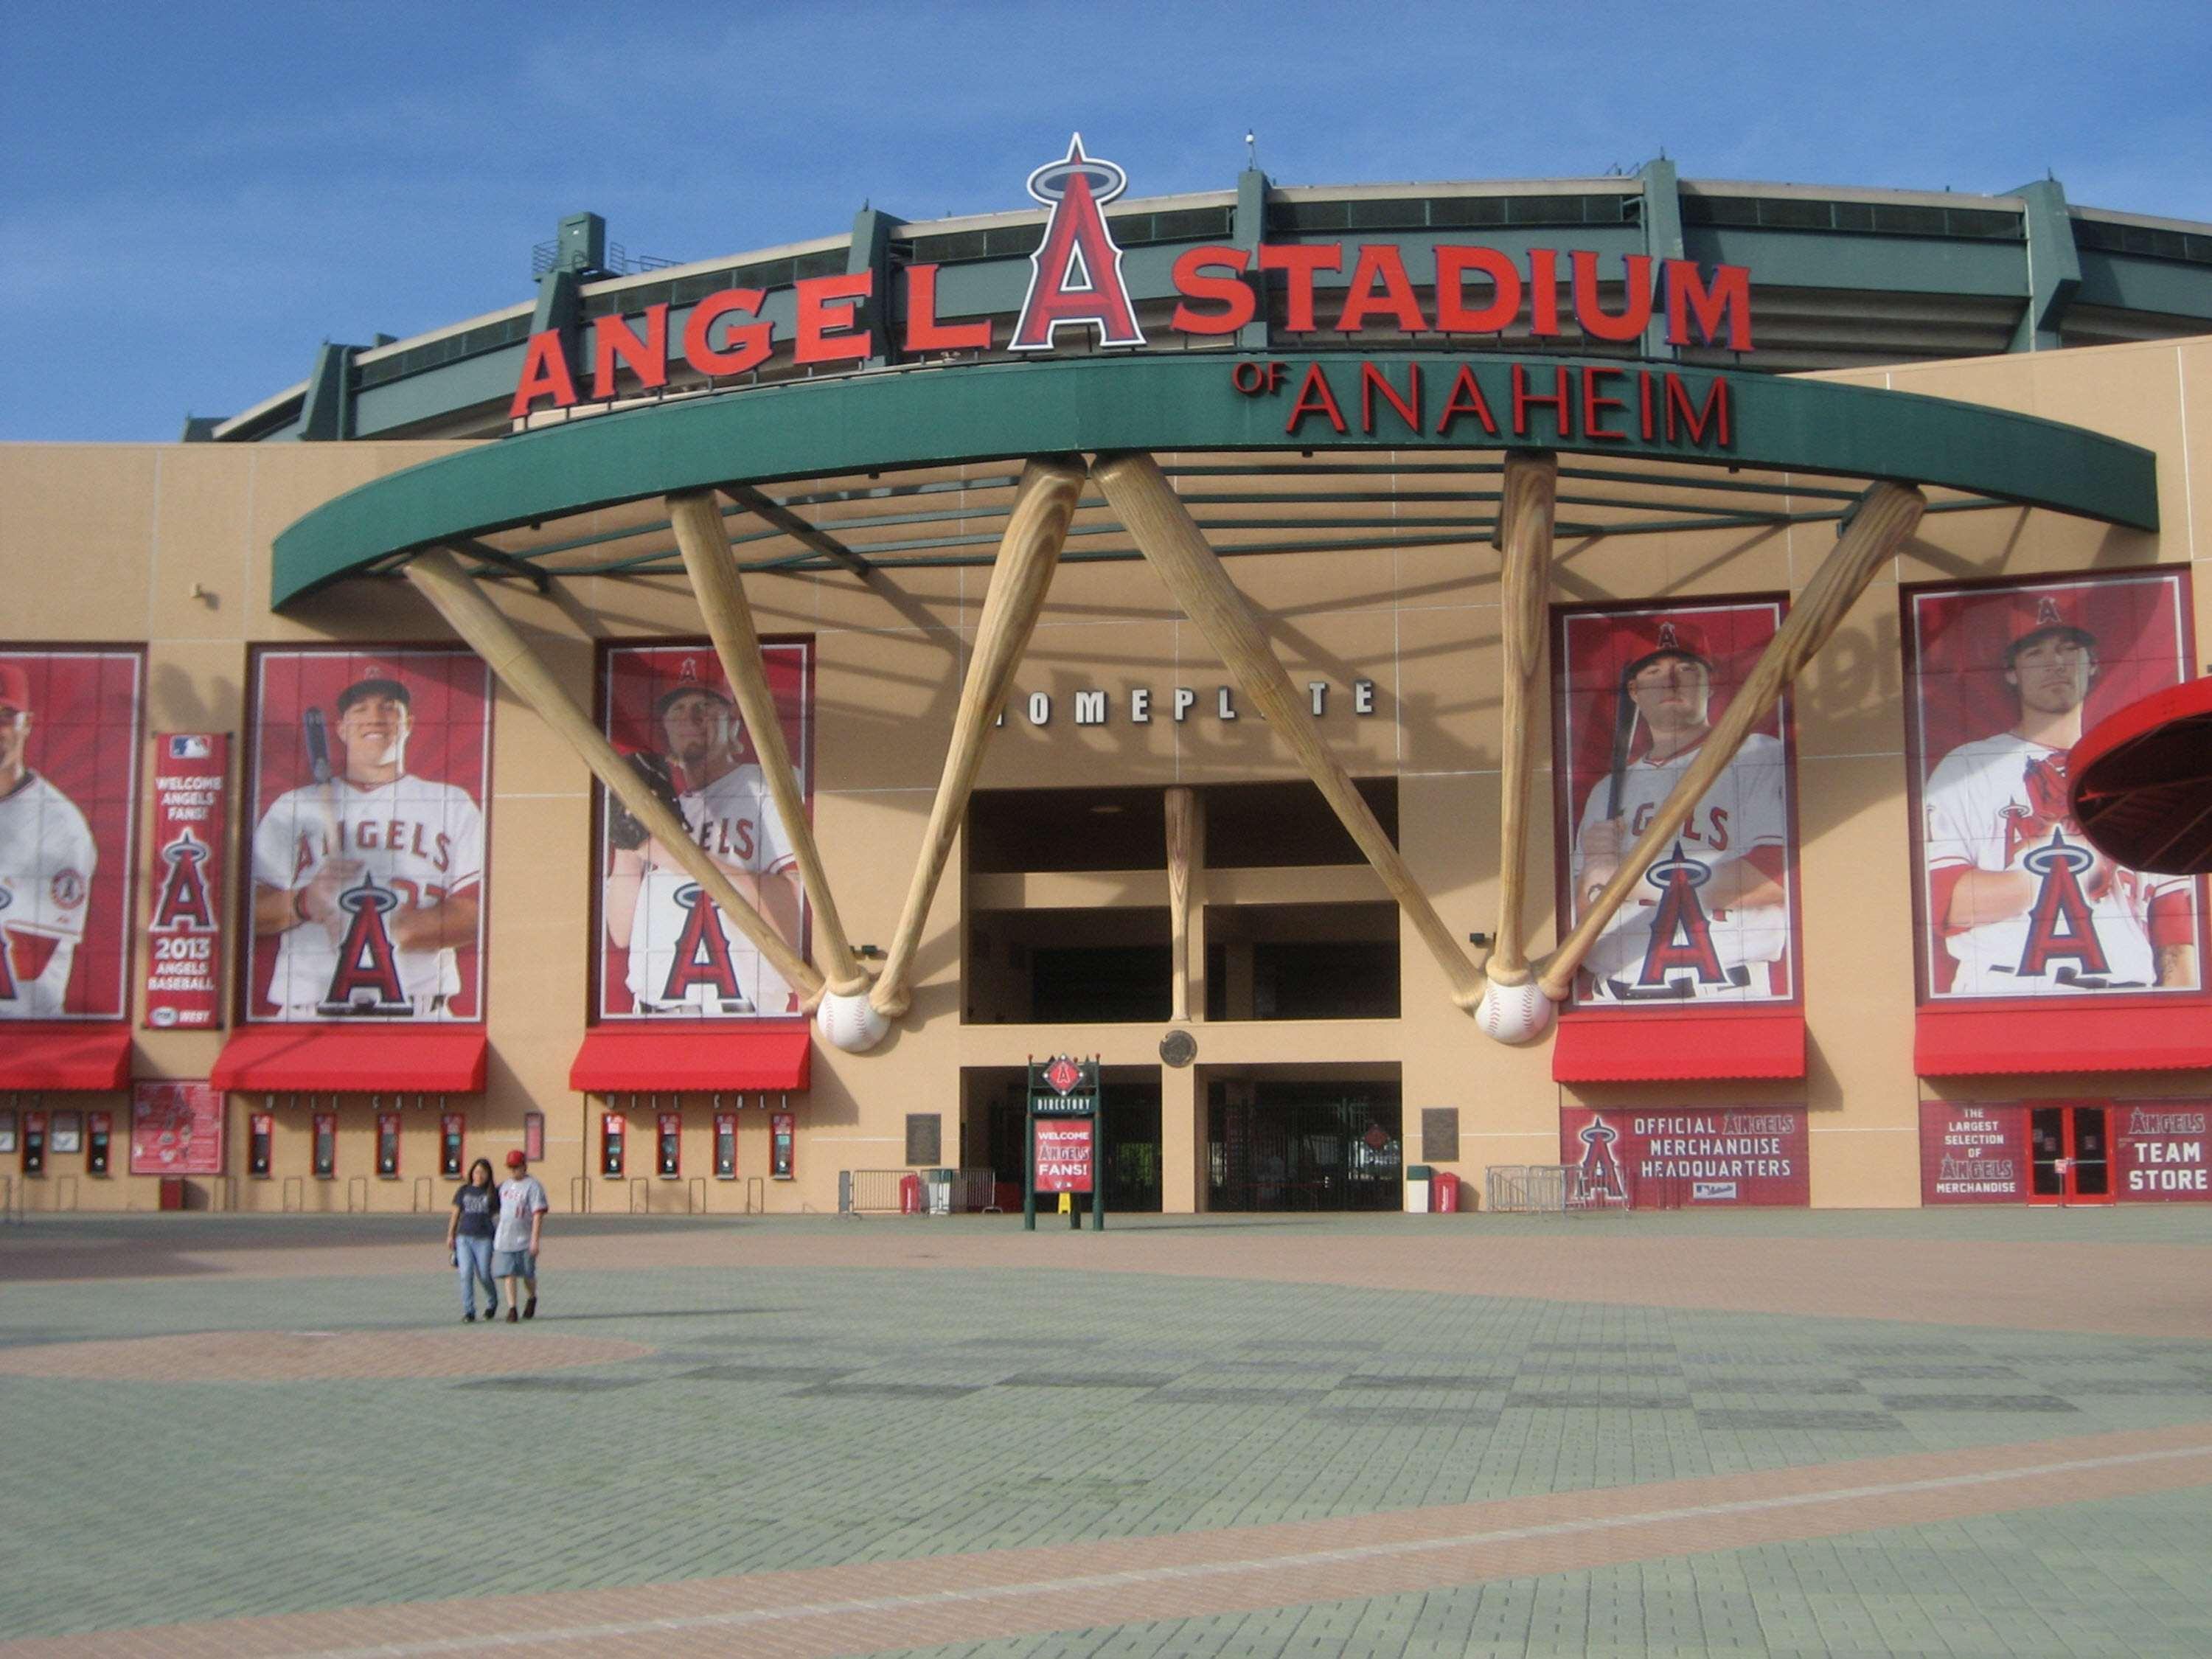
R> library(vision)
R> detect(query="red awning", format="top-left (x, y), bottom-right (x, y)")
top-left (1916, 1006), bottom-right (2212, 1075)
top-left (0, 1025), bottom-right (131, 1091)
top-left (568, 1029), bottom-right (812, 1093)
top-left (1552, 1014), bottom-right (1805, 1082)
top-left (210, 1026), bottom-right (487, 1093)
top-left (2069, 677), bottom-right (2212, 875)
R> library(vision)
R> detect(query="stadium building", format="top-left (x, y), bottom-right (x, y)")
top-left (4, 148), bottom-right (2211, 1217)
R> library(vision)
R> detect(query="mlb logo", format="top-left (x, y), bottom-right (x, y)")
top-left (169, 735), bottom-right (212, 759)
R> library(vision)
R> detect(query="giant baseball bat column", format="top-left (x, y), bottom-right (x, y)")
top-left (668, 490), bottom-right (867, 998)
top-left (1165, 785), bottom-right (1200, 1021)
top-left (1094, 451), bottom-right (1488, 1009)
top-left (868, 457), bottom-right (1087, 1023)
top-left (1531, 481), bottom-right (1925, 1005)
top-left (1471, 452), bottom-right (1560, 1041)
top-left (404, 547), bottom-right (824, 1004)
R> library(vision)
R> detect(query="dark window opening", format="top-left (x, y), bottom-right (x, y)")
top-left (1204, 902), bottom-right (1399, 1022)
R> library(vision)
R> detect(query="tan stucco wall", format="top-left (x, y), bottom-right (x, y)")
top-left (2, 335), bottom-right (2207, 1214)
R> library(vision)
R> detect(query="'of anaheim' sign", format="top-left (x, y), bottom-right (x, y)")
top-left (511, 136), bottom-right (1756, 418)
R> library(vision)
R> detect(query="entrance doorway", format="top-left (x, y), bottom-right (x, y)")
top-left (961, 1066), bottom-right (1163, 1214)
top-left (2029, 1104), bottom-right (2114, 1206)
top-left (1206, 1077), bottom-right (1402, 1211)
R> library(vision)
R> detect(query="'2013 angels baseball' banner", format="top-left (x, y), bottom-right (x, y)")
top-left (1551, 600), bottom-right (1799, 1009)
top-left (595, 641), bottom-right (813, 1021)
top-left (244, 649), bottom-right (491, 1022)
top-left (1905, 570), bottom-right (2202, 1002)
top-left (145, 733), bottom-right (229, 1029)
top-left (1559, 1105), bottom-right (1810, 1207)
top-left (0, 649), bottom-right (143, 1021)
top-left (129, 1079), bottom-right (224, 1175)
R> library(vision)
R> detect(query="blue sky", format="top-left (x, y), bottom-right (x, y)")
top-left (6, 0), bottom-right (2210, 442)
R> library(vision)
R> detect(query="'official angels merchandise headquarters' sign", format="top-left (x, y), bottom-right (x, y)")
top-left (1560, 1106), bottom-right (1809, 1208)
top-left (509, 136), bottom-right (1759, 420)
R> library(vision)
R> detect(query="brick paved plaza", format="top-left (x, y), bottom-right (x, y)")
top-left (1, 1207), bottom-right (2208, 1657)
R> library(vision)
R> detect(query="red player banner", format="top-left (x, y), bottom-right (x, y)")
top-left (130, 1080), bottom-right (224, 1175)
top-left (1905, 569), bottom-right (2203, 1003)
top-left (1, 648), bottom-right (143, 1021)
top-left (1034, 1118), bottom-right (1094, 1194)
top-left (1560, 1105), bottom-right (1809, 1207)
top-left (1919, 1100), bottom-right (2030, 1204)
top-left (145, 733), bottom-right (229, 1029)
top-left (1551, 600), bottom-right (1798, 1010)
top-left (244, 648), bottom-right (491, 1023)
top-left (595, 641), bottom-right (814, 1021)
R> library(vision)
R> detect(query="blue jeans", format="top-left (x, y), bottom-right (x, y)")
top-left (455, 1235), bottom-right (495, 1315)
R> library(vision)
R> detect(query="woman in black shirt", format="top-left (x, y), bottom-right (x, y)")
top-left (445, 1158), bottom-right (501, 1323)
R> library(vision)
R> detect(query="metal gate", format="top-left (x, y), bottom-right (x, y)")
top-left (1207, 1092), bottom-right (1402, 1211)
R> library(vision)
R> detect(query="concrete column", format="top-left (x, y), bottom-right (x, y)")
top-left (1161, 1062), bottom-right (1203, 1214)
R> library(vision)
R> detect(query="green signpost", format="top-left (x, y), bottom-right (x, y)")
top-left (1026, 1055), bottom-right (1104, 1231)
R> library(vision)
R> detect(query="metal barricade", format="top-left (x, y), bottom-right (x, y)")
top-left (1486, 1165), bottom-right (1568, 1214)
top-left (568, 1175), bottom-right (592, 1216)
top-left (744, 1175), bottom-right (765, 1215)
top-left (839, 1169), bottom-right (922, 1215)
top-left (411, 1175), bottom-right (434, 1214)
top-left (0, 1174), bottom-right (18, 1225)
top-left (950, 1168), bottom-right (999, 1213)
top-left (630, 1177), bottom-right (650, 1215)
top-left (346, 1175), bottom-right (370, 1214)
top-left (688, 1177), bottom-right (706, 1215)
top-left (282, 1175), bottom-right (304, 1214)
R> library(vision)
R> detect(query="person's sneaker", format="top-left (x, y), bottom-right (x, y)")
top-left (523, 1294), bottom-right (538, 1321)
top-left (506, 1307), bottom-right (518, 1324)
top-left (464, 1312), bottom-right (476, 1324)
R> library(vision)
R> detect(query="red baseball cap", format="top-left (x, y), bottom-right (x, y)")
top-left (1621, 619), bottom-right (1712, 683)
top-left (2006, 594), bottom-right (2096, 662)
top-left (0, 663), bottom-right (31, 716)
top-left (504, 1149), bottom-right (527, 1168)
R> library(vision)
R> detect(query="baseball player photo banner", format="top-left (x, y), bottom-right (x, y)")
top-left (0, 648), bottom-right (143, 1022)
top-left (595, 641), bottom-right (813, 1021)
top-left (244, 648), bottom-right (491, 1023)
top-left (1552, 601), bottom-right (1800, 1010)
top-left (145, 733), bottom-right (229, 1030)
top-left (1905, 570), bottom-right (2202, 1003)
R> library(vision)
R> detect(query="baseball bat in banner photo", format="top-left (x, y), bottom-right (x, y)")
top-left (302, 705), bottom-right (341, 858)
top-left (1602, 661), bottom-right (1637, 824)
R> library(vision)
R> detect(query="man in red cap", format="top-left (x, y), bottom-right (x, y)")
top-left (1569, 616), bottom-right (1792, 1002)
top-left (1924, 589), bottom-right (2197, 993)
top-left (0, 661), bottom-right (99, 1017)
top-left (492, 1147), bottom-right (549, 1322)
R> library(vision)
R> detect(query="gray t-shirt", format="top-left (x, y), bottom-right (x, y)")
top-left (493, 1176), bottom-right (548, 1252)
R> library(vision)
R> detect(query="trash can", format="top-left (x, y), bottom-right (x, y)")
top-left (159, 1176), bottom-right (185, 1212)
top-left (898, 1172), bottom-right (923, 1214)
top-left (924, 1169), bottom-right (952, 1216)
top-left (1432, 1171), bottom-right (1461, 1213)
top-left (1404, 1164), bottom-right (1432, 1214)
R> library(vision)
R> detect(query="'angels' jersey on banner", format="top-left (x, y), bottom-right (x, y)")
top-left (0, 773), bottom-right (97, 1016)
top-left (1924, 732), bottom-right (2189, 994)
top-left (251, 774), bottom-right (484, 1018)
top-left (626, 763), bottom-right (798, 1015)
top-left (1573, 732), bottom-right (1791, 1002)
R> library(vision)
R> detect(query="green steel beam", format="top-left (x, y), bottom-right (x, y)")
top-left (1234, 167), bottom-right (1271, 351)
top-left (720, 481), bottom-right (872, 574)
top-left (272, 349), bottom-right (2159, 605)
top-left (848, 206), bottom-right (902, 367)
top-left (2011, 178), bottom-right (2080, 352)
top-left (297, 343), bottom-right (358, 442)
top-left (1638, 157), bottom-right (1684, 360)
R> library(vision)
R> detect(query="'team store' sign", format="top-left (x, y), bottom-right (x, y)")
top-left (511, 137), bottom-right (1756, 420)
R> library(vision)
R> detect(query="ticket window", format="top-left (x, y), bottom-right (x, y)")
top-left (601, 1113), bottom-right (627, 1178)
top-left (440, 1113), bottom-right (465, 1180)
top-left (310, 1110), bottom-right (336, 1178)
top-left (88, 1111), bottom-right (113, 1177)
top-left (248, 1112), bottom-right (274, 1178)
top-left (714, 1110), bottom-right (738, 1179)
top-left (23, 1110), bottom-right (47, 1177)
top-left (770, 1109), bottom-right (795, 1180)
top-left (0, 1111), bottom-right (15, 1164)
top-left (51, 1111), bottom-right (83, 1164)
top-left (375, 1111), bottom-right (401, 1179)
top-left (657, 1111), bottom-right (681, 1179)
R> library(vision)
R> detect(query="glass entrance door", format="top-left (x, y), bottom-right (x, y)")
top-left (2028, 1105), bottom-right (2114, 1207)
